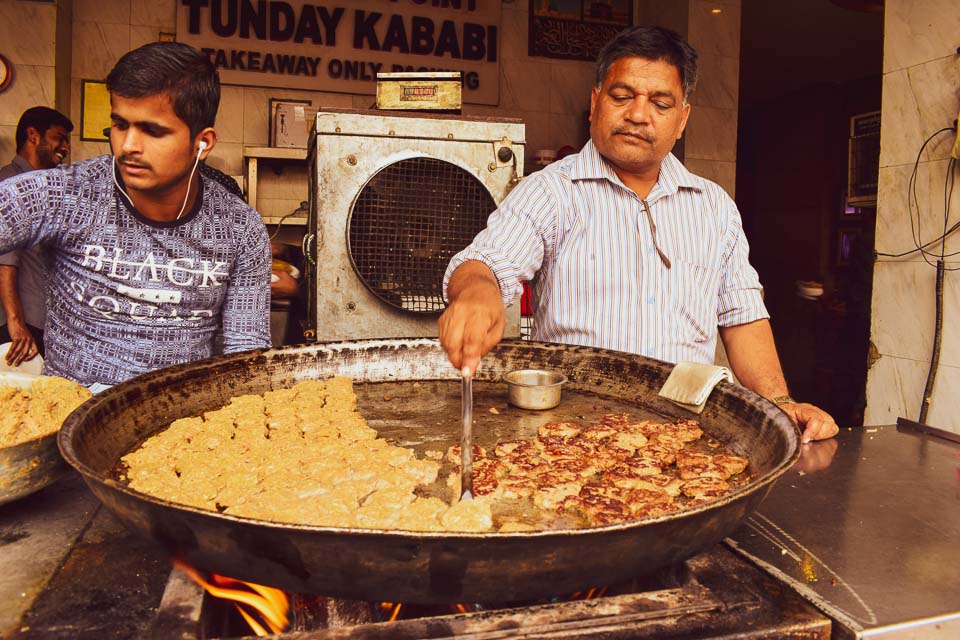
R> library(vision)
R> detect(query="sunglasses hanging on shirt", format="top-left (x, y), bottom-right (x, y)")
top-left (641, 200), bottom-right (672, 269)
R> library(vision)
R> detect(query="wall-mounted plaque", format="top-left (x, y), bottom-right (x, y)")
top-left (529, 0), bottom-right (633, 62)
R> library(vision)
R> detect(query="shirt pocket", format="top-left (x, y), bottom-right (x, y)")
top-left (667, 259), bottom-right (722, 345)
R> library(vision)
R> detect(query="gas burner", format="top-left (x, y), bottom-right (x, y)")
top-left (168, 545), bottom-right (829, 639)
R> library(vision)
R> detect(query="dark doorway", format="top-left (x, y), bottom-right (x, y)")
top-left (737, 0), bottom-right (884, 426)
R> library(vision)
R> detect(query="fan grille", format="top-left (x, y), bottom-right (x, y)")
top-left (348, 157), bottom-right (496, 313)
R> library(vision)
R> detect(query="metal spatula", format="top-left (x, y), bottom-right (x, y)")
top-left (460, 366), bottom-right (474, 501)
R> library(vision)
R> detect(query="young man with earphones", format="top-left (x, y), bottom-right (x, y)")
top-left (0, 42), bottom-right (271, 390)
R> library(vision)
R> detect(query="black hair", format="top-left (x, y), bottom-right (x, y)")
top-left (596, 26), bottom-right (699, 102)
top-left (106, 42), bottom-right (220, 138)
top-left (15, 106), bottom-right (74, 151)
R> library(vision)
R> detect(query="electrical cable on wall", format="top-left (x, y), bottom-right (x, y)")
top-left (875, 124), bottom-right (958, 424)
top-left (875, 127), bottom-right (957, 262)
top-left (269, 201), bottom-right (308, 241)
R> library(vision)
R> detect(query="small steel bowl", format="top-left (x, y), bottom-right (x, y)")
top-left (504, 369), bottom-right (568, 410)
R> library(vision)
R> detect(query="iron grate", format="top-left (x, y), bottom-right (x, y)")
top-left (348, 157), bottom-right (496, 313)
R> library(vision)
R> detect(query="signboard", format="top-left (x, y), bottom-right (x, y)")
top-left (177, 0), bottom-right (501, 105)
top-left (80, 80), bottom-right (111, 142)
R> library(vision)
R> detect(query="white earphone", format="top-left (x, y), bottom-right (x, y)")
top-left (112, 139), bottom-right (207, 221)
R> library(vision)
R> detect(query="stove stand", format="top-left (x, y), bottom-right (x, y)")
top-left (171, 544), bottom-right (829, 640)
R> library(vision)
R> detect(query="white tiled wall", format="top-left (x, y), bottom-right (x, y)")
top-left (864, 0), bottom-right (960, 431)
top-left (685, 0), bottom-right (740, 196)
top-left (0, 0), bottom-right (58, 163)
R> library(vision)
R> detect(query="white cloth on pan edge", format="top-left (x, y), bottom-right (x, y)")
top-left (658, 361), bottom-right (733, 414)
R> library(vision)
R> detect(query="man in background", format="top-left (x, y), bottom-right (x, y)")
top-left (0, 106), bottom-right (73, 366)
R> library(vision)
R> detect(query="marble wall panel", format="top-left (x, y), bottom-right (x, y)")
top-left (216, 86), bottom-right (245, 144)
top-left (518, 110), bottom-right (548, 166)
top-left (310, 92), bottom-right (355, 111)
top-left (206, 141), bottom-right (243, 176)
top-left (353, 95), bottom-right (376, 110)
top-left (937, 269), bottom-right (960, 370)
top-left (548, 112), bottom-right (586, 152)
top-left (68, 137), bottom-right (110, 163)
top-left (883, 0), bottom-right (960, 73)
top-left (690, 52), bottom-right (738, 110)
top-left (462, 104), bottom-right (504, 118)
top-left (500, 2), bottom-right (528, 63)
top-left (868, 0), bottom-right (960, 431)
top-left (923, 363), bottom-right (960, 433)
top-left (688, 0), bottom-right (741, 59)
top-left (500, 61), bottom-right (553, 112)
top-left (0, 66), bottom-right (56, 126)
top-left (68, 77), bottom-right (84, 142)
top-left (684, 105), bottom-right (737, 162)
top-left (74, 0), bottom-right (130, 26)
top-left (0, 1), bottom-right (56, 66)
top-left (130, 0), bottom-right (176, 30)
top-left (875, 161), bottom-right (960, 261)
top-left (549, 62), bottom-right (595, 116)
top-left (863, 353), bottom-right (927, 426)
top-left (71, 21), bottom-right (131, 80)
top-left (683, 158), bottom-right (736, 197)
top-left (0, 125), bottom-right (15, 165)
top-left (129, 25), bottom-right (160, 51)
top-left (862, 353), bottom-right (960, 434)
top-left (879, 59), bottom-right (960, 168)
top-left (869, 261), bottom-right (937, 363)
top-left (241, 88), bottom-right (274, 147)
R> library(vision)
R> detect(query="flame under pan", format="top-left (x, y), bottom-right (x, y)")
top-left (58, 339), bottom-right (799, 604)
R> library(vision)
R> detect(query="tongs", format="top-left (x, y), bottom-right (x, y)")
top-left (459, 366), bottom-right (474, 501)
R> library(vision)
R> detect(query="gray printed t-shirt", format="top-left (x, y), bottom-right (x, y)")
top-left (0, 154), bottom-right (50, 330)
top-left (0, 155), bottom-right (272, 386)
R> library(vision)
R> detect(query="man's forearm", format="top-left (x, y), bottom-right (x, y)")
top-left (0, 265), bottom-right (25, 322)
top-left (718, 319), bottom-right (790, 399)
top-left (446, 260), bottom-right (501, 302)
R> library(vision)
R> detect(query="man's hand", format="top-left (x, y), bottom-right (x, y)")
top-left (4, 317), bottom-right (39, 366)
top-left (438, 261), bottom-right (505, 374)
top-left (778, 401), bottom-right (839, 443)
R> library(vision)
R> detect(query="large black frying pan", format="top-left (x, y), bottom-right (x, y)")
top-left (58, 339), bottom-right (799, 604)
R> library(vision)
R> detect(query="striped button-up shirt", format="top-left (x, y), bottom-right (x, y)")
top-left (443, 140), bottom-right (768, 365)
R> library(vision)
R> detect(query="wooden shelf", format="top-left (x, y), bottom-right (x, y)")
top-left (262, 215), bottom-right (308, 226)
top-left (243, 146), bottom-right (307, 161)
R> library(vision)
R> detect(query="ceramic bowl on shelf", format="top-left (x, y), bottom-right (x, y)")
top-left (795, 280), bottom-right (824, 300)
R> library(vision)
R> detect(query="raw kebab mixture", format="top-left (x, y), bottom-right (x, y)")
top-left (0, 376), bottom-right (92, 447)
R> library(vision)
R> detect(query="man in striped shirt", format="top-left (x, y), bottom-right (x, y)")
top-left (440, 26), bottom-right (837, 443)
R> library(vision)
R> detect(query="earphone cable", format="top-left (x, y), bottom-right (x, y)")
top-left (176, 146), bottom-right (205, 220)
top-left (111, 144), bottom-right (205, 221)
